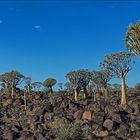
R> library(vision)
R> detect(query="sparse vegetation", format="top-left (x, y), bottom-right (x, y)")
top-left (0, 21), bottom-right (140, 140)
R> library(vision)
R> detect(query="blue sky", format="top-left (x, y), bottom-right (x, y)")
top-left (0, 0), bottom-right (140, 89)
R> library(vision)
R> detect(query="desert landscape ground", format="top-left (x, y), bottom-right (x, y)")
top-left (0, 1), bottom-right (140, 140)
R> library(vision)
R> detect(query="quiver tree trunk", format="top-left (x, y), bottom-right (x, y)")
top-left (74, 89), bottom-right (78, 101)
top-left (94, 92), bottom-right (96, 102)
top-left (11, 85), bottom-right (14, 99)
top-left (95, 84), bottom-right (100, 100)
top-left (121, 78), bottom-right (127, 105)
top-left (49, 87), bottom-right (54, 105)
top-left (24, 92), bottom-right (27, 110)
top-left (83, 87), bottom-right (88, 99)
top-left (104, 86), bottom-right (109, 98)
top-left (49, 87), bottom-right (53, 95)
top-left (4, 82), bottom-right (9, 93)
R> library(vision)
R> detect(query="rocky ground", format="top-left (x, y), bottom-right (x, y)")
top-left (0, 91), bottom-right (140, 140)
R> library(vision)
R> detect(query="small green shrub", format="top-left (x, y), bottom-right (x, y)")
top-left (55, 120), bottom-right (82, 140)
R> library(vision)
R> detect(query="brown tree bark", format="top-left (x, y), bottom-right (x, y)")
top-left (74, 89), bottom-right (78, 101)
top-left (121, 78), bottom-right (127, 105)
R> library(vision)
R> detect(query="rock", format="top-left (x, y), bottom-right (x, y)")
top-left (11, 125), bottom-right (22, 133)
top-left (82, 111), bottom-right (92, 121)
top-left (130, 121), bottom-right (140, 131)
top-left (93, 130), bottom-right (108, 137)
top-left (105, 105), bottom-right (119, 118)
top-left (103, 119), bottom-right (113, 131)
top-left (74, 109), bottom-right (84, 120)
top-left (112, 121), bottom-right (120, 131)
top-left (92, 112), bottom-right (104, 125)
top-left (117, 124), bottom-right (129, 139)
top-left (112, 114), bottom-right (122, 124)
top-left (130, 100), bottom-right (140, 114)
top-left (103, 136), bottom-right (117, 140)
top-left (123, 104), bottom-right (134, 114)
top-left (2, 98), bottom-right (12, 107)
top-left (117, 111), bottom-right (130, 124)
top-left (108, 136), bottom-right (118, 140)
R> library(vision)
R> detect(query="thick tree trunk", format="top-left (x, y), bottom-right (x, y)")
top-left (49, 87), bottom-right (54, 105)
top-left (50, 87), bottom-right (53, 95)
top-left (4, 83), bottom-right (9, 93)
top-left (121, 78), bottom-right (127, 105)
top-left (12, 85), bottom-right (14, 99)
top-left (24, 92), bottom-right (27, 110)
top-left (94, 93), bottom-right (96, 102)
top-left (74, 89), bottom-right (78, 101)
top-left (95, 84), bottom-right (100, 100)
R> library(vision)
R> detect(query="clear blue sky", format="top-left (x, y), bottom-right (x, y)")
top-left (0, 0), bottom-right (140, 89)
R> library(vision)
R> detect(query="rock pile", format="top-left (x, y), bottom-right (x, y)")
top-left (0, 92), bottom-right (140, 140)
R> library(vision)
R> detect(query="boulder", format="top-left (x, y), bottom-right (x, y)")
top-left (93, 130), bottom-right (108, 137)
top-left (103, 119), bottom-right (113, 131)
top-left (117, 124), bottom-right (129, 139)
top-left (82, 111), bottom-right (92, 121)
top-left (92, 112), bottom-right (104, 125)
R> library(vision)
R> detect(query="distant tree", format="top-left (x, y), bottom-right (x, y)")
top-left (66, 70), bottom-right (91, 101)
top-left (98, 70), bottom-right (113, 98)
top-left (23, 77), bottom-right (32, 111)
top-left (112, 83), bottom-right (122, 97)
top-left (0, 73), bottom-right (11, 93)
top-left (100, 52), bottom-right (134, 105)
top-left (112, 83), bottom-right (121, 92)
top-left (58, 83), bottom-right (63, 91)
top-left (91, 70), bottom-right (112, 101)
top-left (64, 82), bottom-right (75, 96)
top-left (24, 77), bottom-right (32, 93)
top-left (125, 21), bottom-right (140, 58)
top-left (43, 78), bottom-right (57, 94)
top-left (135, 82), bottom-right (140, 90)
top-left (31, 82), bottom-right (43, 92)
top-left (91, 71), bottom-right (101, 101)
top-left (87, 82), bottom-right (96, 97)
top-left (0, 71), bottom-right (24, 98)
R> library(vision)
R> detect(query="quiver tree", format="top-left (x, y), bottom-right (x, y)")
top-left (66, 70), bottom-right (91, 101)
top-left (0, 73), bottom-right (11, 93)
top-left (0, 71), bottom-right (24, 98)
top-left (112, 83), bottom-right (122, 96)
top-left (91, 71), bottom-right (103, 101)
top-left (98, 70), bottom-right (113, 98)
top-left (100, 52), bottom-right (134, 105)
top-left (64, 82), bottom-right (75, 96)
top-left (125, 21), bottom-right (140, 58)
top-left (43, 78), bottom-right (57, 105)
top-left (43, 78), bottom-right (57, 95)
top-left (31, 82), bottom-right (42, 92)
top-left (58, 83), bottom-right (63, 91)
top-left (91, 70), bottom-right (113, 100)
top-left (24, 77), bottom-right (32, 93)
top-left (23, 77), bottom-right (32, 111)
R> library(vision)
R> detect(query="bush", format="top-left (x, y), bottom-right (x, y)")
top-left (55, 120), bottom-right (82, 140)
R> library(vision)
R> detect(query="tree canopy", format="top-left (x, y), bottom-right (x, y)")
top-left (100, 52), bottom-right (133, 79)
top-left (125, 21), bottom-right (140, 57)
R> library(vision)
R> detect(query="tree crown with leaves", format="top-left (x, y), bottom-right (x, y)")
top-left (100, 52), bottom-right (134, 79)
top-left (125, 21), bottom-right (140, 57)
